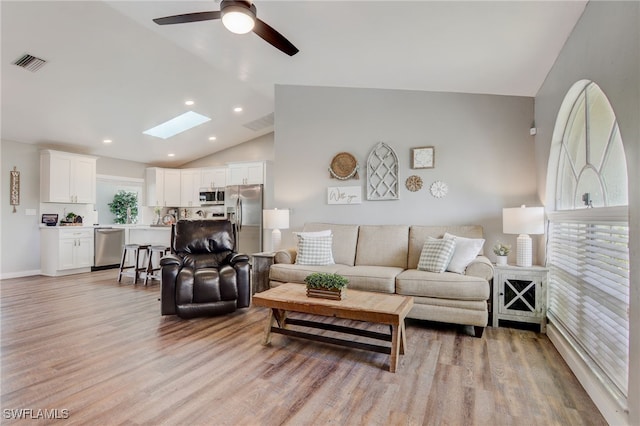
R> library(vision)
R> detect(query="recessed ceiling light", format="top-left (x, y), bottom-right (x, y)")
top-left (168, 153), bottom-right (175, 157)
top-left (143, 111), bottom-right (211, 139)
top-left (233, 106), bottom-right (243, 113)
top-left (209, 136), bottom-right (217, 141)
top-left (185, 100), bottom-right (194, 106)
top-left (103, 139), bottom-right (112, 144)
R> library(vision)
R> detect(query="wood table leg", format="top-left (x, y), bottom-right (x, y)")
top-left (399, 320), bottom-right (407, 355)
top-left (262, 309), bottom-right (276, 345)
top-left (390, 324), bottom-right (400, 373)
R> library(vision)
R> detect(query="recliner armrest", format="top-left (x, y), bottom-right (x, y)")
top-left (465, 256), bottom-right (494, 281)
top-left (160, 254), bottom-right (182, 267)
top-left (227, 253), bottom-right (250, 265)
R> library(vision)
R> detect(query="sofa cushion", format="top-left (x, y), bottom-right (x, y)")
top-left (303, 223), bottom-right (359, 266)
top-left (444, 232), bottom-right (485, 274)
top-left (295, 234), bottom-right (335, 265)
top-left (335, 266), bottom-right (403, 294)
top-left (355, 225), bottom-right (409, 268)
top-left (396, 269), bottom-right (490, 301)
top-left (417, 238), bottom-right (456, 273)
top-left (408, 225), bottom-right (485, 269)
top-left (269, 263), bottom-right (345, 284)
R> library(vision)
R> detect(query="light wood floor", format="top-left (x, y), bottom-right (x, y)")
top-left (1, 270), bottom-right (606, 425)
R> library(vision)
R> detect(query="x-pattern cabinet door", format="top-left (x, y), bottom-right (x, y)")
top-left (493, 265), bottom-right (548, 333)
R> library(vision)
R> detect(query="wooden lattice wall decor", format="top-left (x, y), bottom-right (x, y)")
top-left (366, 142), bottom-right (399, 200)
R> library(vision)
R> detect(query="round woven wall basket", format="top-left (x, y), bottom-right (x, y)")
top-left (329, 152), bottom-right (359, 180)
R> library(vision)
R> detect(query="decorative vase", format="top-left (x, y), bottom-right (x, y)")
top-left (496, 256), bottom-right (508, 266)
top-left (306, 287), bottom-right (344, 300)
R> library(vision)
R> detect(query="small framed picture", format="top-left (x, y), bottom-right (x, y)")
top-left (41, 213), bottom-right (58, 226)
top-left (411, 146), bottom-right (435, 169)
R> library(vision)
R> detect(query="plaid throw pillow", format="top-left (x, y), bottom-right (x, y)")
top-left (417, 238), bottom-right (456, 273)
top-left (295, 234), bottom-right (335, 265)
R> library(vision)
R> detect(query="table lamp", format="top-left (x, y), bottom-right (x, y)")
top-left (503, 205), bottom-right (545, 267)
top-left (263, 208), bottom-right (289, 252)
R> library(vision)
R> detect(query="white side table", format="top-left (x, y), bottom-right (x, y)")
top-left (492, 264), bottom-right (549, 333)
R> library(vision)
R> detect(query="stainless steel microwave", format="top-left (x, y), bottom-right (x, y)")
top-left (199, 188), bottom-right (225, 205)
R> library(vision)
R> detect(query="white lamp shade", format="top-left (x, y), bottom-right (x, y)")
top-left (503, 205), bottom-right (545, 235)
top-left (263, 209), bottom-right (289, 230)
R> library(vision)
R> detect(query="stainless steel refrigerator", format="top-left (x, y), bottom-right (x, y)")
top-left (225, 184), bottom-right (263, 254)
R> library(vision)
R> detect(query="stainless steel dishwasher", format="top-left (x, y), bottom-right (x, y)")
top-left (93, 227), bottom-right (125, 270)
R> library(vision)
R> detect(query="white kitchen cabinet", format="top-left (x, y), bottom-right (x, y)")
top-left (40, 227), bottom-right (94, 276)
top-left (40, 150), bottom-right (97, 203)
top-left (226, 162), bottom-right (264, 185)
top-left (200, 167), bottom-right (227, 189)
top-left (180, 169), bottom-right (201, 207)
top-left (146, 168), bottom-right (181, 207)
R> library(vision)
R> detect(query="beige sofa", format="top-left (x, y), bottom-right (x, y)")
top-left (268, 223), bottom-right (494, 337)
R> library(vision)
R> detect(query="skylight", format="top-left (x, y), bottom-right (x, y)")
top-left (143, 111), bottom-right (211, 139)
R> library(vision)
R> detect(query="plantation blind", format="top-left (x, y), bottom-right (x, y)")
top-left (547, 208), bottom-right (629, 401)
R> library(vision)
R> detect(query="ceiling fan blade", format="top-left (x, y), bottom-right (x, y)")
top-left (253, 18), bottom-right (299, 56)
top-left (153, 11), bottom-right (221, 26)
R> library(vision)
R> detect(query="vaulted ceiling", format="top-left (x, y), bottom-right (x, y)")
top-left (1, 1), bottom-right (587, 167)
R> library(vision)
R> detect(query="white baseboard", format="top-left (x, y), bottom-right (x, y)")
top-left (547, 323), bottom-right (629, 426)
top-left (0, 269), bottom-right (41, 280)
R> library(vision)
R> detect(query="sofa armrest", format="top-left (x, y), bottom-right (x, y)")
top-left (465, 255), bottom-right (494, 281)
top-left (274, 247), bottom-right (297, 264)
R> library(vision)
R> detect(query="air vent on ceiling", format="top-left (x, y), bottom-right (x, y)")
top-left (243, 112), bottom-right (274, 131)
top-left (13, 54), bottom-right (47, 72)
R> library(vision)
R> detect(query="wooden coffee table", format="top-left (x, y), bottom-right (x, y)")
top-left (252, 283), bottom-right (414, 372)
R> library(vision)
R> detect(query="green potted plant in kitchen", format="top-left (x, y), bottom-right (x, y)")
top-left (304, 272), bottom-right (349, 300)
top-left (109, 190), bottom-right (138, 224)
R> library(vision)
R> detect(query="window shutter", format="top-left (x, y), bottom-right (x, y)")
top-left (547, 210), bottom-right (629, 401)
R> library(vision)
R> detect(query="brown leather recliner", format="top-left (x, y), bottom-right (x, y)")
top-left (160, 220), bottom-right (251, 318)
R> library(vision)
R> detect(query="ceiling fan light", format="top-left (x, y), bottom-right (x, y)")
top-left (222, 7), bottom-right (255, 34)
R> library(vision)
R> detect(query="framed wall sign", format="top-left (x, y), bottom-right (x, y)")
top-left (10, 166), bottom-right (20, 213)
top-left (411, 146), bottom-right (435, 169)
top-left (327, 186), bottom-right (362, 204)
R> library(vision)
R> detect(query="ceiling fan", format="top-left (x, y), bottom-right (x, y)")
top-left (153, 0), bottom-right (299, 56)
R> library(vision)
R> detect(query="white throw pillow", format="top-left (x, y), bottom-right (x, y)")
top-left (294, 229), bottom-right (332, 238)
top-left (444, 232), bottom-right (485, 274)
top-left (295, 234), bottom-right (335, 265)
top-left (417, 238), bottom-right (456, 273)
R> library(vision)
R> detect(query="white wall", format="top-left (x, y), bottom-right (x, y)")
top-left (534, 2), bottom-right (639, 424)
top-left (273, 85), bottom-right (539, 257)
top-left (0, 140), bottom-right (42, 276)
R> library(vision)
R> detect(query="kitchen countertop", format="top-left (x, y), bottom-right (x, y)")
top-left (40, 224), bottom-right (172, 229)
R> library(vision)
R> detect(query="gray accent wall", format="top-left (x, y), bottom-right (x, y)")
top-left (534, 2), bottom-right (639, 424)
top-left (273, 85), bottom-right (539, 257)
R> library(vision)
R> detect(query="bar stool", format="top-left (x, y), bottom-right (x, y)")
top-left (117, 244), bottom-right (150, 284)
top-left (143, 245), bottom-right (170, 286)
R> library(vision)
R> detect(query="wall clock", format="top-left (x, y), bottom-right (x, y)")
top-left (405, 175), bottom-right (423, 192)
top-left (430, 180), bottom-right (448, 198)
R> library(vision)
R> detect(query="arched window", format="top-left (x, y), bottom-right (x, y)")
top-left (554, 80), bottom-right (628, 209)
top-left (546, 80), bottom-right (629, 409)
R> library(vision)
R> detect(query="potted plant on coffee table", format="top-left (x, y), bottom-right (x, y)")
top-left (304, 272), bottom-right (349, 300)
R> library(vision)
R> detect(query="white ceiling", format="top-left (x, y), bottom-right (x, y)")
top-left (1, 1), bottom-right (587, 167)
